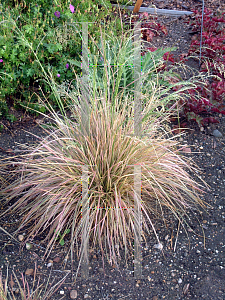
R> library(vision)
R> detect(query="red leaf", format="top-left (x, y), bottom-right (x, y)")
top-left (161, 25), bottom-right (168, 35)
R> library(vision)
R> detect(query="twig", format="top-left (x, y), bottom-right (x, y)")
top-left (174, 220), bottom-right (180, 252)
top-left (0, 146), bottom-right (15, 156)
top-left (199, 0), bottom-right (205, 68)
top-left (0, 226), bottom-right (20, 244)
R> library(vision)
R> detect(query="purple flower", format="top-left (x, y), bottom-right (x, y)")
top-left (69, 4), bottom-right (75, 13)
top-left (66, 63), bottom-right (69, 69)
top-left (0, 59), bottom-right (3, 63)
top-left (57, 74), bottom-right (60, 78)
top-left (54, 11), bottom-right (60, 18)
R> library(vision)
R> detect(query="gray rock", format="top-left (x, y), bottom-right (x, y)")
top-left (212, 129), bottom-right (223, 138)
top-left (70, 290), bottom-right (78, 299)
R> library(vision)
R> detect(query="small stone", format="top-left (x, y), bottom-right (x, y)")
top-left (84, 294), bottom-right (89, 299)
top-left (175, 284), bottom-right (179, 289)
top-left (25, 243), bottom-right (32, 250)
top-left (70, 289), bottom-right (78, 299)
top-left (53, 256), bottom-right (61, 263)
top-left (183, 147), bottom-right (191, 153)
top-left (165, 235), bottom-right (169, 241)
top-left (178, 278), bottom-right (182, 284)
top-left (25, 268), bottom-right (34, 276)
top-left (98, 268), bottom-right (104, 273)
top-left (59, 290), bottom-right (64, 295)
top-left (18, 235), bottom-right (24, 242)
top-left (212, 129), bottom-right (222, 138)
top-left (152, 296), bottom-right (158, 300)
top-left (47, 262), bottom-right (52, 268)
top-left (200, 126), bottom-right (204, 131)
top-left (171, 272), bottom-right (176, 277)
top-left (153, 243), bottom-right (163, 250)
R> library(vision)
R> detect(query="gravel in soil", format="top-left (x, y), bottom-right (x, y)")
top-left (0, 1), bottom-right (225, 299)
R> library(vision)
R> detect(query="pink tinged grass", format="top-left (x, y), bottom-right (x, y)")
top-left (0, 94), bottom-right (209, 270)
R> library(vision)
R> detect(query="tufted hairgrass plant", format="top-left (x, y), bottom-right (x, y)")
top-left (0, 17), bottom-right (209, 278)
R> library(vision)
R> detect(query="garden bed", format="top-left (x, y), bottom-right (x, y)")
top-left (0, 0), bottom-right (225, 299)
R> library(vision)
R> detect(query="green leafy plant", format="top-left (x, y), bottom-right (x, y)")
top-left (0, 0), bottom-right (127, 119)
top-left (54, 228), bottom-right (70, 246)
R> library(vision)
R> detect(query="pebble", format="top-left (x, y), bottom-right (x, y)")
top-left (212, 129), bottom-right (222, 138)
top-left (70, 290), bottom-right (78, 299)
top-left (18, 235), bottom-right (24, 242)
top-left (53, 256), bottom-right (61, 263)
top-left (178, 278), bottom-right (182, 284)
top-left (25, 268), bottom-right (34, 276)
top-left (59, 290), bottom-right (64, 295)
top-left (47, 262), bottom-right (52, 268)
top-left (84, 294), bottom-right (89, 299)
top-left (25, 243), bottom-right (32, 250)
top-left (153, 243), bottom-right (163, 250)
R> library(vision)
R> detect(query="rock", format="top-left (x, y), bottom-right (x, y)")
top-left (212, 129), bottom-right (222, 138)
top-left (59, 291), bottom-right (64, 295)
top-left (25, 268), bottom-right (34, 276)
top-left (70, 290), bottom-right (78, 299)
top-left (153, 243), bottom-right (163, 250)
top-left (47, 262), bottom-right (52, 268)
top-left (18, 235), bottom-right (24, 242)
top-left (183, 147), bottom-right (191, 153)
top-left (84, 294), bottom-right (89, 299)
top-left (152, 296), bottom-right (158, 300)
top-left (53, 256), bottom-right (61, 263)
top-left (178, 278), bottom-right (182, 284)
top-left (25, 243), bottom-right (32, 250)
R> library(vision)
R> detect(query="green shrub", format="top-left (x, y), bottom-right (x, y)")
top-left (0, 0), bottom-right (128, 120)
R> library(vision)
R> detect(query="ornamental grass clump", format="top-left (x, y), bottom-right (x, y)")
top-left (0, 18), bottom-right (209, 276)
top-left (0, 84), bottom-right (208, 275)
